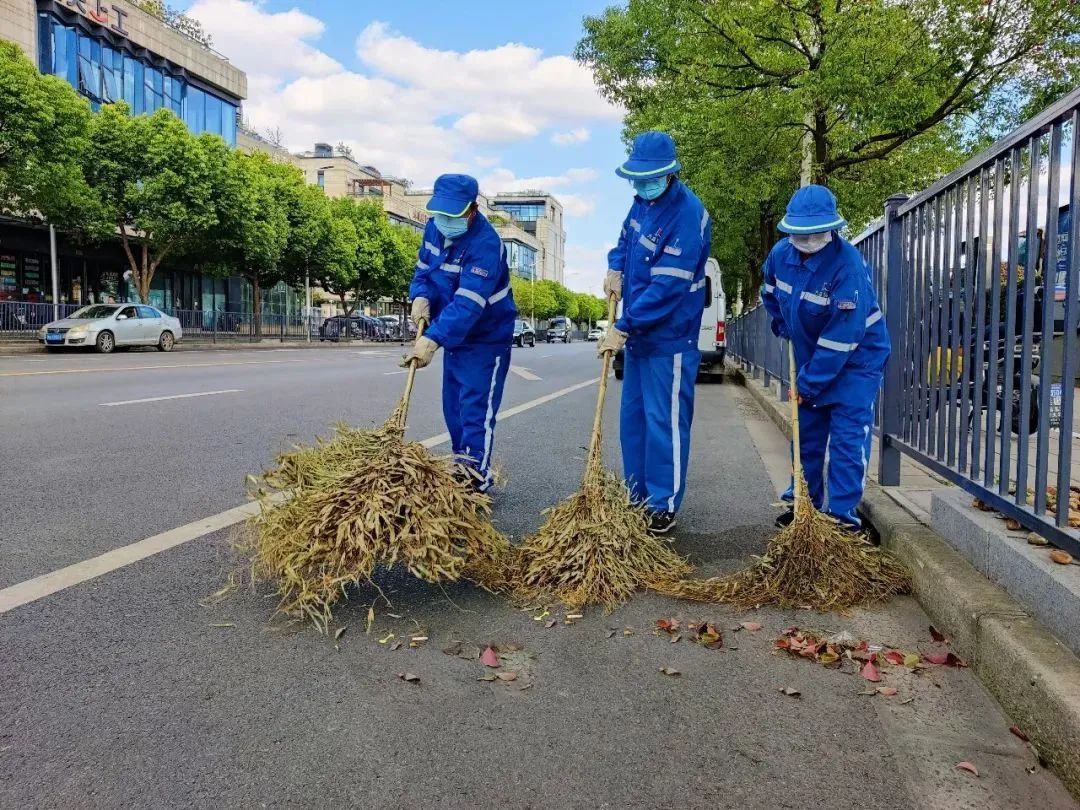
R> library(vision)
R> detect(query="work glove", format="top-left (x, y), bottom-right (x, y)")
top-left (770, 318), bottom-right (790, 339)
top-left (401, 336), bottom-right (439, 369)
top-left (603, 270), bottom-right (623, 302)
top-left (597, 326), bottom-right (628, 358)
top-left (410, 297), bottom-right (431, 325)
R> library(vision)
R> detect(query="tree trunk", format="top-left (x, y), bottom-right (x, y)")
top-left (251, 274), bottom-right (262, 339)
top-left (138, 243), bottom-right (150, 304)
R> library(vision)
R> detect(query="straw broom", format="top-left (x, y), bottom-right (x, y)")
top-left (242, 320), bottom-right (512, 631)
top-left (654, 343), bottom-right (908, 611)
top-left (514, 295), bottom-right (691, 609)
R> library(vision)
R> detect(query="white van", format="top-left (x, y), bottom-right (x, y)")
top-left (697, 257), bottom-right (727, 382)
top-left (612, 257), bottom-right (726, 382)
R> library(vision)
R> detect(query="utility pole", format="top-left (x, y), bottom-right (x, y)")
top-left (49, 224), bottom-right (59, 320)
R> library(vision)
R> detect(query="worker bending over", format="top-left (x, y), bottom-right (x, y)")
top-left (403, 174), bottom-right (516, 492)
top-left (598, 131), bottom-right (712, 535)
top-left (761, 184), bottom-right (890, 531)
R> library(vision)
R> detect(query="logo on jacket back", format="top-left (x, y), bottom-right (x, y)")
top-left (470, 266), bottom-right (489, 278)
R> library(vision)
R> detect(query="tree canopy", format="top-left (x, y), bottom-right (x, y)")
top-left (579, 0), bottom-right (1080, 305)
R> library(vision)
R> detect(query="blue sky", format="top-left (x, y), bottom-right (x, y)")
top-left (179, 0), bottom-right (631, 294)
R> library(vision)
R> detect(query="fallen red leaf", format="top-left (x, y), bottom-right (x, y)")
top-left (955, 761), bottom-right (979, 776)
top-left (876, 686), bottom-right (898, 696)
top-left (656, 618), bottom-right (681, 634)
top-left (496, 671), bottom-right (518, 682)
top-left (1009, 725), bottom-right (1029, 742)
top-left (884, 650), bottom-right (905, 666)
top-left (945, 652), bottom-right (967, 668)
top-left (861, 661), bottom-right (882, 682)
top-left (481, 647), bottom-right (500, 668)
top-left (929, 625), bottom-right (946, 642)
top-left (741, 622), bottom-right (763, 632)
top-left (923, 652), bottom-right (949, 665)
top-left (774, 638), bottom-right (790, 649)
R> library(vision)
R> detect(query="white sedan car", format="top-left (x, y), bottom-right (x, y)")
top-left (39, 303), bottom-right (183, 353)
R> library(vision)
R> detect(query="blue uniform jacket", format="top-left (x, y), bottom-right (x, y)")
top-left (410, 214), bottom-right (517, 349)
top-left (608, 180), bottom-right (712, 357)
top-left (761, 236), bottom-right (890, 406)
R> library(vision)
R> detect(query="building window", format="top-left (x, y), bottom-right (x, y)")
top-left (493, 202), bottom-right (545, 222)
top-left (503, 240), bottom-right (537, 281)
top-left (317, 171), bottom-right (326, 190)
top-left (37, 12), bottom-right (239, 145)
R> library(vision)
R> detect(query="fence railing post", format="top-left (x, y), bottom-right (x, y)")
top-left (878, 193), bottom-right (909, 486)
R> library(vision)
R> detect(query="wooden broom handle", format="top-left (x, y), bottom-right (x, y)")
top-left (399, 318), bottom-right (427, 428)
top-left (789, 341), bottom-right (805, 507)
top-left (588, 295), bottom-right (618, 459)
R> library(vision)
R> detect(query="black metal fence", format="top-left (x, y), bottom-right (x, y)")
top-left (0, 301), bottom-right (411, 344)
top-left (730, 86), bottom-right (1080, 556)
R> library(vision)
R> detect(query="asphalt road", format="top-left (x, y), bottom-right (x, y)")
top-left (0, 342), bottom-right (1074, 808)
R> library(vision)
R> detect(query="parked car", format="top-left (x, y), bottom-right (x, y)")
top-left (587, 328), bottom-right (602, 341)
top-left (320, 315), bottom-right (377, 341)
top-left (613, 257), bottom-right (725, 383)
top-left (38, 303), bottom-right (182, 353)
top-left (546, 316), bottom-right (573, 343)
top-left (513, 319), bottom-right (536, 348)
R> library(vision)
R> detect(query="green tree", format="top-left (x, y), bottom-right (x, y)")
top-left (206, 150), bottom-right (290, 331)
top-left (510, 275), bottom-right (558, 322)
top-left (541, 279), bottom-right (574, 319)
top-left (579, 0), bottom-right (1080, 308)
top-left (84, 105), bottom-right (218, 303)
top-left (0, 42), bottom-right (105, 234)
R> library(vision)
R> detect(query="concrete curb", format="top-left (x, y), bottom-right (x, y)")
top-left (731, 364), bottom-right (1080, 797)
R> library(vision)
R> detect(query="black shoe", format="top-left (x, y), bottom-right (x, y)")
top-left (774, 507), bottom-right (795, 528)
top-left (647, 511), bottom-right (677, 535)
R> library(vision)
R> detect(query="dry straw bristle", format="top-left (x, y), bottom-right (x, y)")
top-left (513, 455), bottom-right (692, 610)
top-left (654, 471), bottom-right (909, 611)
top-left (242, 405), bottom-right (512, 631)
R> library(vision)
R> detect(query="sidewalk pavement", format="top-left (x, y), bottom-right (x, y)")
top-left (733, 364), bottom-right (1080, 798)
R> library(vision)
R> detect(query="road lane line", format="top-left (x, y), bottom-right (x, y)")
top-left (509, 365), bottom-right (542, 381)
top-left (100, 389), bottom-right (243, 407)
top-left (0, 358), bottom-right (310, 378)
top-left (0, 374), bottom-right (601, 615)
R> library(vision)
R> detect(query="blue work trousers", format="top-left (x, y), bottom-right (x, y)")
top-left (620, 349), bottom-right (700, 513)
top-left (442, 344), bottom-right (511, 492)
top-left (782, 399), bottom-right (875, 527)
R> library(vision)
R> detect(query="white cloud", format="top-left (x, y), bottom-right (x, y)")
top-left (185, 3), bottom-right (621, 188)
top-left (479, 167), bottom-right (598, 192)
top-left (563, 244), bottom-right (613, 294)
top-left (557, 194), bottom-right (597, 218)
top-left (186, 0), bottom-right (341, 83)
top-left (552, 128), bottom-right (590, 146)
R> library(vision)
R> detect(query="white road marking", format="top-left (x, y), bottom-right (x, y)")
top-left (509, 365), bottom-right (541, 381)
top-left (100, 389), bottom-right (243, 407)
top-left (0, 358), bottom-right (309, 378)
top-left (0, 374), bottom-right (601, 615)
top-left (539, 354), bottom-right (553, 359)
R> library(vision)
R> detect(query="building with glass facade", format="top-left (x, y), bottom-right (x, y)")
top-left (491, 192), bottom-right (565, 284)
top-left (0, 0), bottom-right (282, 318)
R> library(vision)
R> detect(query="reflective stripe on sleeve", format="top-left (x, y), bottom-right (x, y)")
top-left (629, 218), bottom-right (641, 231)
top-left (650, 266), bottom-right (694, 281)
top-left (415, 260), bottom-right (429, 271)
top-left (638, 235), bottom-right (657, 250)
top-left (764, 283), bottom-right (775, 293)
top-left (866, 310), bottom-right (883, 327)
top-left (424, 241), bottom-right (440, 255)
top-left (700, 210), bottom-right (710, 238)
top-left (441, 264), bottom-right (462, 274)
top-left (818, 336), bottom-right (856, 352)
top-left (775, 279), bottom-right (793, 293)
top-left (689, 278), bottom-right (706, 293)
top-left (800, 291), bottom-right (829, 305)
top-left (455, 287), bottom-right (487, 307)
top-left (488, 286), bottom-right (510, 304)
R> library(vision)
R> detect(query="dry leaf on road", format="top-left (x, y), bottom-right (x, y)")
top-left (955, 761), bottom-right (979, 777)
top-left (876, 687), bottom-right (898, 696)
top-left (659, 666), bottom-right (681, 677)
top-left (779, 686), bottom-right (801, 698)
top-left (1009, 725), bottom-right (1029, 742)
top-left (1049, 550), bottom-right (1074, 565)
top-left (740, 622), bottom-right (763, 632)
top-left (860, 661), bottom-right (882, 682)
top-left (481, 647), bottom-right (500, 668)
top-left (929, 625), bottom-right (946, 642)
top-left (496, 672), bottom-right (518, 682)
top-left (397, 672), bottom-right (420, 684)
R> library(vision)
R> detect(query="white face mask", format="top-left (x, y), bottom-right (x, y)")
top-left (789, 231), bottom-right (833, 254)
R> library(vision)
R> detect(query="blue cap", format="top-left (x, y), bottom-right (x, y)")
top-left (615, 131), bottom-right (682, 180)
top-left (426, 174), bottom-right (479, 217)
top-left (778, 185), bottom-right (847, 234)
